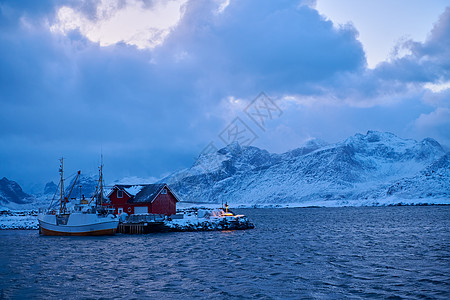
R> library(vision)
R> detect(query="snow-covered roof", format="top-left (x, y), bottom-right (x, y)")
top-left (130, 183), bottom-right (180, 203)
top-left (108, 184), bottom-right (148, 197)
top-left (109, 183), bottom-right (180, 203)
top-left (124, 185), bottom-right (146, 196)
top-left (130, 183), bottom-right (166, 203)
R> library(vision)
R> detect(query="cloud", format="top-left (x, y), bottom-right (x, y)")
top-left (416, 107), bottom-right (450, 128)
top-left (414, 107), bottom-right (450, 146)
top-left (316, 0), bottom-right (449, 69)
top-left (298, 7), bottom-right (450, 107)
top-left (151, 0), bottom-right (366, 107)
top-left (376, 7), bottom-right (450, 84)
top-left (214, 0), bottom-right (230, 15)
top-left (424, 81), bottom-right (450, 93)
top-left (0, 0), bottom-right (448, 190)
top-left (51, 0), bottom-right (188, 49)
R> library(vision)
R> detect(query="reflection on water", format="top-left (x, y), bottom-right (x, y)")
top-left (0, 206), bottom-right (449, 299)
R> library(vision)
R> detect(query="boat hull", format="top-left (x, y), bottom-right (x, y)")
top-left (39, 225), bottom-right (117, 236)
top-left (38, 213), bottom-right (119, 236)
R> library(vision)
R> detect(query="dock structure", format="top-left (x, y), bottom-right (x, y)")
top-left (115, 210), bottom-right (255, 234)
top-left (116, 213), bottom-right (167, 234)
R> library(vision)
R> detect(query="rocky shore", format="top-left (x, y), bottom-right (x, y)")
top-left (165, 213), bottom-right (255, 232)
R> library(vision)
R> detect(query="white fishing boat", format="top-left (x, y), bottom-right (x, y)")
top-left (38, 158), bottom-right (119, 236)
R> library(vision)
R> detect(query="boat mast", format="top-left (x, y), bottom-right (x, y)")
top-left (100, 155), bottom-right (104, 206)
top-left (58, 158), bottom-right (81, 214)
top-left (59, 158), bottom-right (64, 214)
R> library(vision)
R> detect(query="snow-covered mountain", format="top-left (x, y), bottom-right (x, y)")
top-left (65, 173), bottom-right (99, 200)
top-left (2, 174), bottom-right (101, 210)
top-left (1, 131), bottom-right (448, 209)
top-left (162, 131), bottom-right (449, 206)
top-left (33, 174), bottom-right (101, 209)
top-left (0, 177), bottom-right (35, 209)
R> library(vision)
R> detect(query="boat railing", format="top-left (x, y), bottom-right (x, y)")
top-left (39, 208), bottom-right (58, 214)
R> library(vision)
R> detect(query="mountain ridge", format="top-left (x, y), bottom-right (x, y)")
top-left (161, 131), bottom-right (449, 206)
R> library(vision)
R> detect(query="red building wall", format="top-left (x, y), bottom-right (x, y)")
top-left (108, 188), bottom-right (133, 214)
top-left (109, 188), bottom-right (131, 205)
top-left (151, 192), bottom-right (177, 215)
top-left (107, 186), bottom-right (177, 216)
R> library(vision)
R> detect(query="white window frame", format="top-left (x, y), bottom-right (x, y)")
top-left (161, 188), bottom-right (167, 195)
top-left (117, 190), bottom-right (123, 198)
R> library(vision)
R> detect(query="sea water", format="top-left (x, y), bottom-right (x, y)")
top-left (0, 206), bottom-right (449, 299)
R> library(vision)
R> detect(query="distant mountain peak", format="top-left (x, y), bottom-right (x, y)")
top-left (304, 138), bottom-right (328, 148)
top-left (218, 141), bottom-right (242, 155)
top-left (0, 177), bottom-right (34, 206)
top-left (43, 181), bottom-right (57, 195)
top-left (421, 137), bottom-right (443, 149)
top-left (348, 131), bottom-right (400, 144)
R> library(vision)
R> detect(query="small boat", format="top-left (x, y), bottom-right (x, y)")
top-left (38, 158), bottom-right (119, 236)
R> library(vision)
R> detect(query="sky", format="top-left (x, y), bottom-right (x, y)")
top-left (0, 0), bottom-right (449, 193)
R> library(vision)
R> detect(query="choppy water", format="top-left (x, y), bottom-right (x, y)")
top-left (0, 206), bottom-right (449, 299)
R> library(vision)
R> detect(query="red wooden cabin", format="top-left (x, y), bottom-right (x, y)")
top-left (106, 183), bottom-right (179, 216)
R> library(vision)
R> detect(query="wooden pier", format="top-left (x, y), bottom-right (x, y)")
top-left (116, 214), bottom-right (168, 234)
top-left (117, 222), bottom-right (167, 234)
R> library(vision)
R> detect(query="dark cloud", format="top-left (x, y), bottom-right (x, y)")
top-left (155, 0), bottom-right (366, 98)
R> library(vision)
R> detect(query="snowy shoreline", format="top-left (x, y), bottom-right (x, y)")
top-left (177, 198), bottom-right (450, 209)
top-left (0, 210), bottom-right (39, 230)
top-left (1, 200), bottom-right (449, 230)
